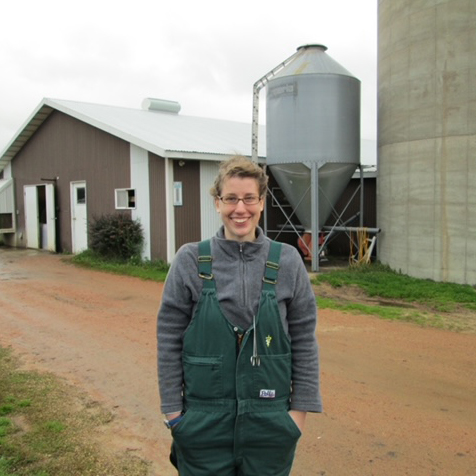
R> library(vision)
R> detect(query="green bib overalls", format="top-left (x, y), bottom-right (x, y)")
top-left (170, 240), bottom-right (301, 476)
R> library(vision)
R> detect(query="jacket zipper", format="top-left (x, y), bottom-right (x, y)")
top-left (239, 243), bottom-right (246, 306)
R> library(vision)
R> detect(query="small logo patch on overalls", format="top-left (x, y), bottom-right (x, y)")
top-left (259, 389), bottom-right (276, 398)
top-left (266, 335), bottom-right (272, 347)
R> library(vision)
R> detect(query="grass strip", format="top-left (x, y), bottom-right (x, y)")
top-left (317, 296), bottom-right (451, 329)
top-left (313, 263), bottom-right (476, 313)
top-left (0, 346), bottom-right (149, 476)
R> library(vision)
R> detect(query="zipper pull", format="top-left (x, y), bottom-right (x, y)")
top-left (234, 326), bottom-right (244, 349)
top-left (250, 314), bottom-right (260, 367)
top-left (237, 334), bottom-right (244, 347)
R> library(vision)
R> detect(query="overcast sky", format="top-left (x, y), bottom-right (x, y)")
top-left (0, 0), bottom-right (377, 154)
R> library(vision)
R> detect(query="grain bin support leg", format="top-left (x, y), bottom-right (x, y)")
top-left (311, 162), bottom-right (319, 272)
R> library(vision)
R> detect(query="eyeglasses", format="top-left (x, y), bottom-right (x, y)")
top-left (218, 195), bottom-right (262, 205)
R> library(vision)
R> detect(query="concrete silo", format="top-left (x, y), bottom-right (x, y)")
top-left (378, 0), bottom-right (476, 285)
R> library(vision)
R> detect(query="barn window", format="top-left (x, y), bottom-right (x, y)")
top-left (173, 181), bottom-right (183, 206)
top-left (115, 188), bottom-right (136, 209)
top-left (76, 186), bottom-right (86, 204)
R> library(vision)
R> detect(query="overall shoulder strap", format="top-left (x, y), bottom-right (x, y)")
top-left (198, 239), bottom-right (215, 289)
top-left (262, 240), bottom-right (282, 291)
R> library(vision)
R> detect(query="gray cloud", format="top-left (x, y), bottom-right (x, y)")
top-left (0, 0), bottom-right (377, 151)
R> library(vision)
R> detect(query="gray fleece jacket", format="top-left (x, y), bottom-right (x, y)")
top-left (157, 226), bottom-right (322, 415)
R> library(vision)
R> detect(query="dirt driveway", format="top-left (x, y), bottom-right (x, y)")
top-left (1, 248), bottom-right (475, 475)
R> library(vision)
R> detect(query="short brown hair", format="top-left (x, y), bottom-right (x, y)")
top-left (210, 156), bottom-right (268, 198)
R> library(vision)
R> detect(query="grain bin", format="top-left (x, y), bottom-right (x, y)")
top-left (265, 44), bottom-right (361, 231)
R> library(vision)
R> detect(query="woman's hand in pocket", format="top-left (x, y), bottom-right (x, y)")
top-left (288, 410), bottom-right (307, 432)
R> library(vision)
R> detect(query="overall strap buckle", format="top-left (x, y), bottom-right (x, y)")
top-left (198, 240), bottom-right (215, 287)
top-left (262, 241), bottom-right (282, 288)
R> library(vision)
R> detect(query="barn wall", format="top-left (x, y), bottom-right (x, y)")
top-left (11, 111), bottom-right (130, 252)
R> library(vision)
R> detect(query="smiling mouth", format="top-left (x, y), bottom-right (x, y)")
top-left (232, 217), bottom-right (249, 224)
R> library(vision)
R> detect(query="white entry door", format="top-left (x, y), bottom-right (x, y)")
top-left (71, 182), bottom-right (88, 253)
top-left (24, 185), bottom-right (39, 249)
top-left (24, 184), bottom-right (56, 251)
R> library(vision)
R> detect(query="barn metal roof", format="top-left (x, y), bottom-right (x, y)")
top-left (0, 98), bottom-right (377, 171)
top-left (0, 98), bottom-right (267, 170)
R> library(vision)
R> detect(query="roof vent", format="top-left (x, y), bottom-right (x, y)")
top-left (142, 98), bottom-right (181, 114)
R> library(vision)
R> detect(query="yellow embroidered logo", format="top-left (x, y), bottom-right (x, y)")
top-left (266, 335), bottom-right (272, 347)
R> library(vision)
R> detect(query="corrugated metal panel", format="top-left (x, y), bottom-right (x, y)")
top-left (11, 111), bottom-right (130, 252)
top-left (0, 178), bottom-right (15, 232)
top-left (173, 160), bottom-right (201, 250)
top-left (200, 161), bottom-right (222, 240)
top-left (0, 179), bottom-right (14, 213)
top-left (149, 153), bottom-right (167, 261)
top-left (0, 105), bottom-right (54, 169)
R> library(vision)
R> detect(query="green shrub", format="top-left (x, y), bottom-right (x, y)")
top-left (89, 214), bottom-right (144, 261)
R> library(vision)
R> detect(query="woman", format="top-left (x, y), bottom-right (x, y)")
top-left (157, 156), bottom-right (322, 475)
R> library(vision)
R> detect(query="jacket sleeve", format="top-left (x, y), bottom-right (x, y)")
top-left (157, 244), bottom-right (199, 415)
top-left (283, 246), bottom-right (323, 413)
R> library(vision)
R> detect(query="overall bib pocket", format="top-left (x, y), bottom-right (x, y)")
top-left (252, 353), bottom-right (292, 399)
top-left (182, 353), bottom-right (224, 399)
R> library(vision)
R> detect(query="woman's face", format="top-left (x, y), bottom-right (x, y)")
top-left (215, 176), bottom-right (264, 242)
